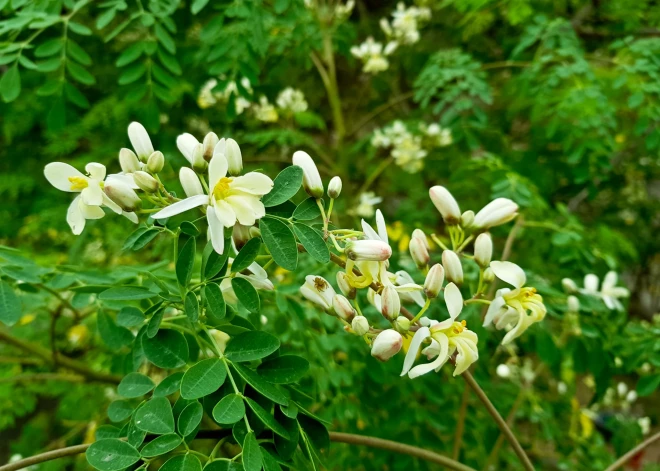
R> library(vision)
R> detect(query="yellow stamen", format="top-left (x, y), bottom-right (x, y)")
top-left (212, 177), bottom-right (234, 200)
top-left (68, 176), bottom-right (88, 191)
top-left (453, 320), bottom-right (467, 334)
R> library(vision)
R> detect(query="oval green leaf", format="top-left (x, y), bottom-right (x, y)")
top-left (185, 291), bottom-right (199, 322)
top-left (242, 432), bottom-right (262, 471)
top-left (180, 358), bottom-right (227, 400)
top-left (244, 397), bottom-right (290, 439)
top-left (231, 278), bottom-right (260, 314)
top-left (261, 165), bottom-right (303, 207)
top-left (140, 433), bottom-right (182, 458)
top-left (225, 331), bottom-right (280, 363)
top-left (99, 286), bottom-right (157, 301)
top-left (143, 329), bottom-right (189, 368)
top-left (134, 397), bottom-right (175, 434)
top-left (212, 393), bottom-right (245, 425)
top-left (231, 362), bottom-right (288, 406)
top-left (292, 197), bottom-right (321, 221)
top-left (176, 237), bottom-right (196, 287)
top-left (178, 401), bottom-right (203, 436)
top-left (292, 223), bottom-right (329, 263)
top-left (259, 217), bottom-right (298, 271)
top-left (118, 372), bottom-right (155, 398)
top-left (232, 238), bottom-right (262, 273)
top-left (0, 280), bottom-right (21, 326)
top-left (160, 454), bottom-right (203, 471)
top-left (86, 439), bottom-right (140, 471)
top-left (204, 283), bottom-right (226, 324)
top-left (153, 372), bottom-right (185, 398)
top-left (257, 355), bottom-right (310, 384)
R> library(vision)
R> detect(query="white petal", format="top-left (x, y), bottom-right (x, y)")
top-left (214, 199), bottom-right (237, 227)
top-left (375, 209), bottom-right (388, 244)
top-left (207, 209), bottom-right (226, 254)
top-left (85, 162), bottom-right (106, 180)
top-left (501, 309), bottom-right (527, 345)
top-left (123, 211), bottom-right (139, 224)
top-left (602, 271), bottom-right (618, 291)
top-left (409, 334), bottom-right (449, 379)
top-left (79, 201), bottom-right (105, 219)
top-left (177, 133), bottom-right (199, 164)
top-left (152, 194), bottom-right (208, 219)
top-left (490, 261), bottom-right (526, 288)
top-left (66, 196), bottom-right (85, 235)
top-left (444, 282), bottom-right (463, 320)
top-left (584, 274), bottom-right (599, 292)
top-left (231, 173), bottom-right (274, 195)
top-left (361, 220), bottom-right (380, 241)
top-left (44, 162), bottom-right (84, 192)
top-left (102, 193), bottom-right (122, 214)
top-left (400, 327), bottom-right (430, 376)
top-left (107, 173), bottom-right (139, 190)
top-left (453, 337), bottom-right (478, 376)
top-left (128, 122), bottom-right (154, 159)
top-left (81, 184), bottom-right (103, 206)
top-left (484, 296), bottom-right (506, 326)
top-left (208, 151), bottom-right (228, 188)
top-left (226, 195), bottom-right (264, 226)
top-left (603, 296), bottom-right (617, 310)
top-left (248, 262), bottom-right (268, 279)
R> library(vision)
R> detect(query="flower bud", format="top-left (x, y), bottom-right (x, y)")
top-left (460, 210), bottom-right (474, 228)
top-left (380, 285), bottom-right (400, 320)
top-left (352, 316), bottom-right (370, 336)
top-left (292, 150), bottom-right (323, 198)
top-left (424, 263), bottom-right (444, 298)
top-left (409, 236), bottom-right (429, 269)
top-left (225, 138), bottom-right (243, 176)
top-left (395, 316), bottom-right (410, 332)
top-left (249, 227), bottom-right (261, 238)
top-left (483, 267), bottom-right (495, 283)
top-left (562, 278), bottom-right (578, 293)
top-left (208, 329), bottom-right (230, 354)
top-left (626, 390), bottom-right (638, 403)
top-left (429, 186), bottom-right (461, 224)
top-left (345, 240), bottom-right (392, 261)
top-left (203, 132), bottom-right (219, 161)
top-left (119, 148), bottom-right (141, 173)
top-left (442, 250), bottom-right (463, 285)
top-left (337, 271), bottom-right (356, 299)
top-left (128, 121), bottom-right (154, 162)
top-left (328, 176), bottom-right (342, 199)
top-left (567, 295), bottom-right (580, 312)
top-left (179, 167), bottom-right (204, 197)
top-left (496, 364), bottom-right (511, 378)
top-left (191, 143), bottom-right (208, 173)
top-left (332, 294), bottom-right (356, 321)
top-left (474, 233), bottom-right (493, 268)
top-left (411, 229), bottom-right (429, 249)
top-left (133, 171), bottom-right (159, 193)
top-left (232, 224), bottom-right (251, 251)
top-left (146, 151), bottom-right (164, 173)
top-left (104, 181), bottom-right (141, 212)
top-left (474, 198), bottom-right (518, 229)
top-left (371, 329), bottom-right (403, 361)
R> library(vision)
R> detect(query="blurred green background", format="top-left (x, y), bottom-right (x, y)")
top-left (0, 0), bottom-right (659, 469)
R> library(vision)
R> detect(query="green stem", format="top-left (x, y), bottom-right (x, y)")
top-left (410, 298), bottom-right (432, 325)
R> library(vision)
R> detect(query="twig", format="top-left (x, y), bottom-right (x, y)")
top-left (0, 431), bottom-right (477, 471)
top-left (482, 388), bottom-right (526, 470)
top-left (0, 329), bottom-right (121, 384)
top-left (461, 372), bottom-right (535, 471)
top-left (453, 383), bottom-right (470, 460)
top-left (604, 430), bottom-right (660, 471)
top-left (0, 373), bottom-right (85, 384)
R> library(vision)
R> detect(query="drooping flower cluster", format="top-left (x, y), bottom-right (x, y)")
top-left (371, 120), bottom-right (453, 173)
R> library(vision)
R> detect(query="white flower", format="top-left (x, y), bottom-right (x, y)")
top-left (394, 270), bottom-right (425, 307)
top-left (579, 272), bottom-right (629, 311)
top-left (351, 37), bottom-right (390, 74)
top-left (401, 284), bottom-right (478, 378)
top-left (253, 96), bottom-right (279, 122)
top-left (381, 2), bottom-right (431, 45)
top-left (424, 264), bottom-right (444, 298)
top-left (300, 275), bottom-right (336, 311)
top-left (557, 381), bottom-right (567, 394)
top-left (292, 151), bottom-right (324, 198)
top-left (198, 79), bottom-right (219, 109)
top-left (128, 122), bottom-right (154, 162)
top-left (351, 315), bottom-right (369, 335)
top-left (391, 134), bottom-right (427, 173)
top-left (353, 192), bottom-right (383, 218)
top-left (638, 417), bottom-right (651, 435)
top-left (151, 149), bottom-right (273, 254)
top-left (276, 88), bottom-right (308, 114)
top-left (345, 240), bottom-right (392, 261)
top-left (429, 186), bottom-right (461, 224)
top-left (474, 233), bottom-right (493, 268)
top-left (496, 364), bottom-right (511, 378)
top-left (328, 176), bottom-right (342, 199)
top-left (361, 209), bottom-right (388, 244)
top-left (44, 162), bottom-right (138, 234)
top-left (179, 167), bottom-right (204, 197)
top-left (442, 250), bottom-right (463, 284)
top-left (484, 261), bottom-right (546, 344)
top-left (332, 294), bottom-right (356, 321)
top-left (473, 198), bottom-right (519, 229)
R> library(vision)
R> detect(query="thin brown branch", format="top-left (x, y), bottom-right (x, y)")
top-left (482, 388), bottom-right (526, 470)
top-left (0, 329), bottom-right (121, 384)
top-left (453, 383), bottom-right (470, 460)
top-left (604, 430), bottom-right (660, 471)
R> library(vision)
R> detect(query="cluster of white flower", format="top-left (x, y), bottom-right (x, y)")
top-left (562, 271), bottom-right (630, 311)
top-left (294, 163), bottom-right (545, 379)
top-left (352, 192), bottom-right (383, 218)
top-left (371, 120), bottom-right (453, 173)
top-left (197, 79), bottom-right (308, 123)
top-left (380, 2), bottom-right (431, 45)
top-left (304, 0), bottom-right (355, 21)
top-left (351, 2), bottom-right (430, 74)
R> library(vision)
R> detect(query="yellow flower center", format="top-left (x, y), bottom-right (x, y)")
top-left (69, 176), bottom-right (88, 191)
top-left (452, 320), bottom-right (467, 335)
top-left (212, 177), bottom-right (234, 201)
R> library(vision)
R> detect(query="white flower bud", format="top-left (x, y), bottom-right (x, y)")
top-left (617, 382), bottom-right (628, 397)
top-left (345, 240), bottom-right (392, 261)
top-left (292, 150), bottom-right (323, 198)
top-left (424, 263), bottom-right (444, 298)
top-left (567, 295), bottom-right (580, 312)
top-left (133, 171), bottom-right (159, 193)
top-left (496, 364), bottom-right (511, 378)
top-left (119, 148), bottom-right (141, 173)
top-left (429, 186), bottom-right (461, 224)
top-left (225, 138), bottom-right (243, 176)
top-left (191, 143), bottom-right (208, 173)
top-left (474, 233), bottom-right (493, 268)
top-left (442, 250), bottom-right (463, 285)
top-left (332, 294), bottom-right (356, 321)
top-left (626, 390), bottom-right (637, 403)
top-left (474, 198), bottom-right (519, 229)
top-left (128, 122), bottom-right (154, 162)
top-left (337, 271), bottom-right (356, 299)
top-left (328, 176), bottom-right (342, 199)
top-left (483, 267), bottom-right (495, 283)
top-left (203, 132), bottom-right (219, 161)
top-left (352, 316), bottom-right (370, 336)
top-left (557, 382), bottom-right (567, 395)
top-left (300, 275), bottom-right (336, 311)
top-left (232, 224), bottom-right (251, 251)
top-left (146, 151), bottom-right (164, 173)
top-left (394, 316), bottom-right (410, 332)
top-left (104, 181), bottom-right (141, 212)
top-left (380, 286), bottom-right (400, 320)
top-left (562, 278), bottom-right (578, 293)
top-left (411, 229), bottom-right (429, 249)
top-left (179, 167), bottom-right (204, 197)
top-left (409, 236), bottom-right (430, 269)
top-left (460, 210), bottom-right (474, 228)
top-left (371, 329), bottom-right (403, 361)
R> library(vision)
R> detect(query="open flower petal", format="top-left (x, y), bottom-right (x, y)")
top-left (209, 151), bottom-right (228, 188)
top-left (207, 209), bottom-right (226, 254)
top-left (409, 333), bottom-right (449, 379)
top-left (152, 194), bottom-right (208, 219)
top-left (490, 261), bottom-right (526, 289)
top-left (44, 163), bottom-right (85, 192)
top-left (400, 327), bottom-right (430, 376)
top-left (232, 173), bottom-right (274, 195)
top-left (214, 199), bottom-right (237, 227)
top-left (444, 282), bottom-right (463, 320)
